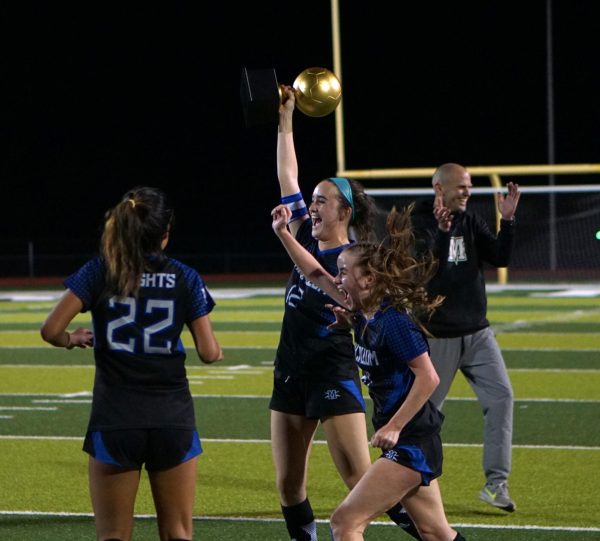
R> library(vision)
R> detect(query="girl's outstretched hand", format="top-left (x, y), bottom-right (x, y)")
top-left (68, 327), bottom-right (94, 349)
top-left (271, 204), bottom-right (291, 235)
top-left (326, 304), bottom-right (355, 330)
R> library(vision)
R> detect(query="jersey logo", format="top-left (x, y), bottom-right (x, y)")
top-left (383, 449), bottom-right (399, 462)
top-left (285, 283), bottom-right (304, 308)
top-left (448, 236), bottom-right (467, 264)
top-left (324, 389), bottom-right (341, 400)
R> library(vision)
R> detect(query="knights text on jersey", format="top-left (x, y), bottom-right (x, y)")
top-left (65, 256), bottom-right (215, 430)
top-left (275, 219), bottom-right (356, 379)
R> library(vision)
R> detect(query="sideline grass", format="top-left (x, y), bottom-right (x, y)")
top-left (1, 440), bottom-right (599, 530)
top-left (2, 515), bottom-right (599, 541)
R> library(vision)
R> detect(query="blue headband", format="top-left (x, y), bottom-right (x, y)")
top-left (329, 177), bottom-right (355, 223)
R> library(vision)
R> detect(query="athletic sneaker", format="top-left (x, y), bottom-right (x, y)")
top-left (479, 481), bottom-right (516, 512)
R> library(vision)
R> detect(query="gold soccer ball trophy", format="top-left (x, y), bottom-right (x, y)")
top-left (290, 67), bottom-right (342, 117)
top-left (241, 66), bottom-right (342, 126)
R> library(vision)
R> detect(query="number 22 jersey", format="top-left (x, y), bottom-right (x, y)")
top-left (65, 256), bottom-right (215, 431)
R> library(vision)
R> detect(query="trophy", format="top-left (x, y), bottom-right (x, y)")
top-left (241, 66), bottom-right (342, 126)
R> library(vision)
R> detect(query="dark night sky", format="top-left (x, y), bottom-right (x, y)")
top-left (3, 2), bottom-right (599, 276)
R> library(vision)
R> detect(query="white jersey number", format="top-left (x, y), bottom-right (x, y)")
top-left (107, 296), bottom-right (174, 354)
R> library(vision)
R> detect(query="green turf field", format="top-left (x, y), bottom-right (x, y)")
top-left (1, 286), bottom-right (599, 540)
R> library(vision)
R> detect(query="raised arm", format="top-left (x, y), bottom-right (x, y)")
top-left (278, 87), bottom-right (308, 237)
top-left (272, 205), bottom-right (347, 308)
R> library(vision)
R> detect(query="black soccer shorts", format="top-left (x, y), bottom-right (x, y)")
top-left (269, 370), bottom-right (366, 419)
top-left (83, 428), bottom-right (202, 471)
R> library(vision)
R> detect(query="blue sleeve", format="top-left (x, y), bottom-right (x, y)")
top-left (184, 267), bottom-right (216, 322)
top-left (385, 310), bottom-right (429, 363)
top-left (64, 257), bottom-right (105, 311)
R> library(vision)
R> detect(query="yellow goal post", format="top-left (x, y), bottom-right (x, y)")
top-left (335, 164), bottom-right (600, 284)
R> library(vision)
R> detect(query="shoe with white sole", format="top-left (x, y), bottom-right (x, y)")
top-left (479, 481), bottom-right (516, 512)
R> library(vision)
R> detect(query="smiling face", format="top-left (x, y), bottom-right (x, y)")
top-left (309, 180), bottom-right (352, 243)
top-left (334, 249), bottom-right (373, 312)
top-left (434, 165), bottom-right (472, 212)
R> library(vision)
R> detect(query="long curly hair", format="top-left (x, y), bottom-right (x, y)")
top-left (344, 204), bottom-right (443, 331)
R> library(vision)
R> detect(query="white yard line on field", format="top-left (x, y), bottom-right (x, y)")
top-left (1, 434), bottom-right (599, 452)
top-left (0, 510), bottom-right (598, 534)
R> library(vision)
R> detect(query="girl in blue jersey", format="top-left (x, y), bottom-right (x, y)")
top-left (272, 203), bottom-right (465, 541)
top-left (271, 88), bottom-right (381, 541)
top-left (41, 187), bottom-right (223, 541)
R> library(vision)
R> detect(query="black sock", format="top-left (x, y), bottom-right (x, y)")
top-left (385, 503), bottom-right (422, 540)
top-left (281, 498), bottom-right (317, 540)
top-left (454, 533), bottom-right (466, 541)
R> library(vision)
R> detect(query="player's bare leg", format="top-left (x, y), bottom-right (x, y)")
top-left (149, 457), bottom-right (197, 541)
top-left (89, 457), bottom-right (141, 541)
top-left (321, 412), bottom-right (371, 489)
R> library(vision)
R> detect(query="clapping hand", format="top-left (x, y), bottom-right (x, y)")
top-left (496, 182), bottom-right (521, 221)
top-left (433, 193), bottom-right (452, 232)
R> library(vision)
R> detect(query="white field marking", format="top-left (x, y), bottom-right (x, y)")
top-left (0, 393), bottom-right (598, 404)
top-left (1, 363), bottom-right (599, 372)
top-left (0, 345), bottom-right (273, 349)
top-left (0, 288), bottom-right (286, 302)
top-left (493, 306), bottom-right (600, 333)
top-left (0, 435), bottom-right (598, 452)
top-left (0, 330), bottom-right (278, 335)
top-left (531, 289), bottom-right (600, 298)
top-left (3, 345), bottom-right (599, 352)
top-left (504, 347), bottom-right (600, 351)
top-left (445, 395), bottom-right (600, 404)
top-left (205, 370), bottom-right (263, 375)
top-left (31, 398), bottom-right (92, 404)
top-left (0, 406), bottom-right (56, 411)
top-left (193, 393), bottom-right (600, 404)
top-left (0, 416), bottom-right (13, 419)
top-left (0, 364), bottom-right (95, 368)
top-left (220, 364), bottom-right (252, 370)
top-left (212, 364), bottom-right (272, 371)
top-left (0, 510), bottom-right (596, 533)
top-left (0, 293), bottom-right (59, 301)
top-left (0, 435), bottom-right (82, 440)
top-left (0, 393), bottom-right (92, 397)
top-left (509, 368), bottom-right (600, 373)
top-left (187, 375), bottom-right (233, 380)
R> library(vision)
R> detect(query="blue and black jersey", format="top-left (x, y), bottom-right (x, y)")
top-left (354, 303), bottom-right (442, 437)
top-left (65, 256), bottom-right (215, 431)
top-left (275, 219), bottom-right (356, 379)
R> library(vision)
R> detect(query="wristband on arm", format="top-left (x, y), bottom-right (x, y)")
top-left (281, 192), bottom-right (308, 223)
